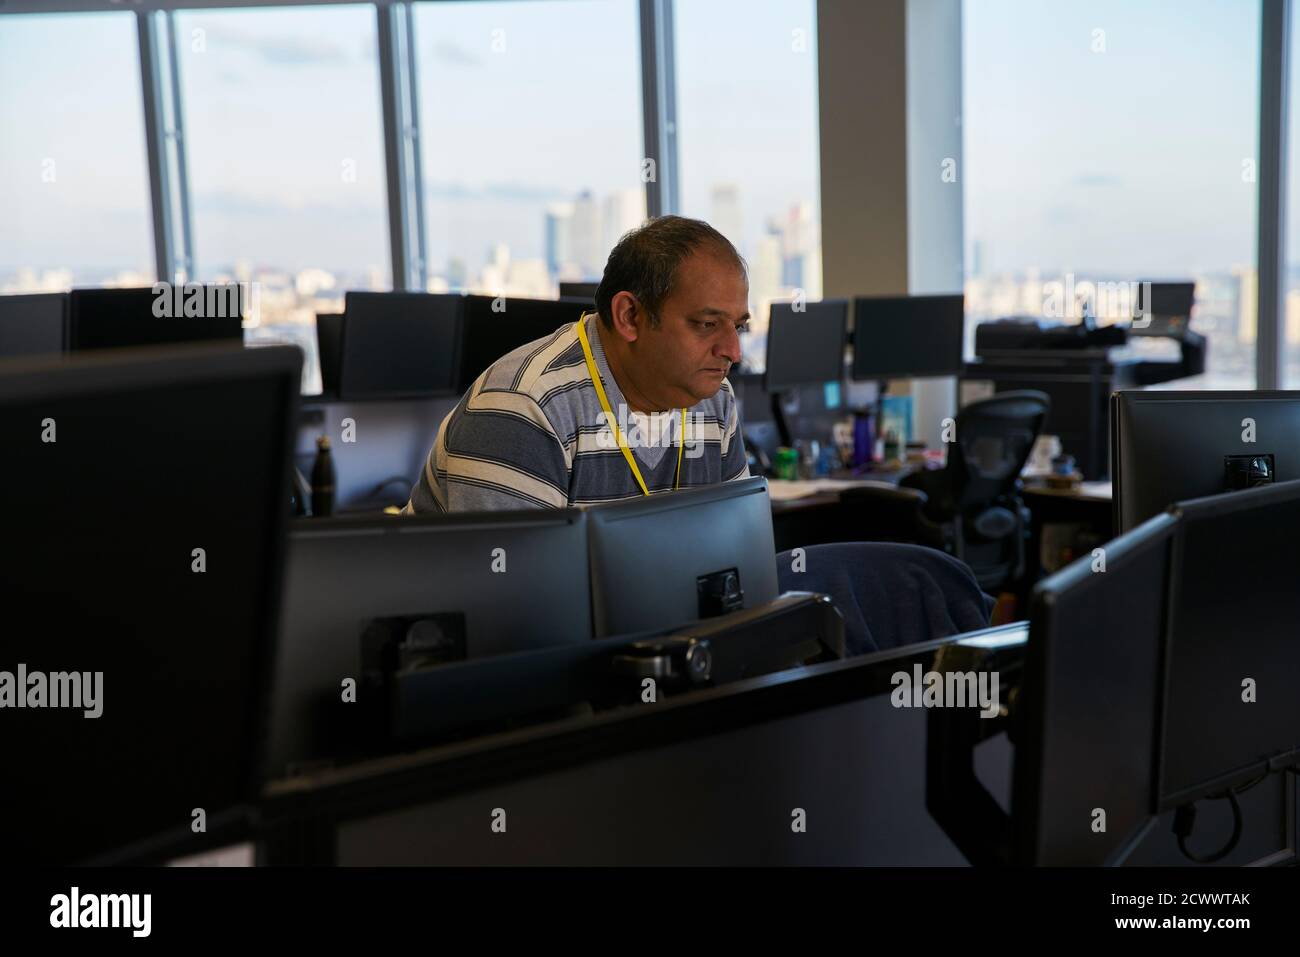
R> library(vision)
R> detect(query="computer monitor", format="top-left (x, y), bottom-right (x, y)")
top-left (315, 312), bottom-right (344, 396)
top-left (339, 291), bottom-right (461, 399)
top-left (850, 294), bottom-right (964, 380)
top-left (1158, 479), bottom-right (1300, 809)
top-left (67, 286), bottom-right (244, 351)
top-left (1136, 280), bottom-right (1196, 319)
top-left (267, 509), bottom-right (592, 777)
top-left (0, 292), bottom-right (66, 357)
top-left (0, 342), bottom-right (301, 864)
top-left (587, 476), bottom-right (780, 638)
top-left (455, 294), bottom-right (588, 392)
top-left (1014, 512), bottom-right (1177, 866)
top-left (764, 299), bottom-right (848, 391)
top-left (1111, 390), bottom-right (1300, 533)
top-left (559, 281), bottom-right (599, 301)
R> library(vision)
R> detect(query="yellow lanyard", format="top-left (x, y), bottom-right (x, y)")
top-left (575, 317), bottom-right (686, 495)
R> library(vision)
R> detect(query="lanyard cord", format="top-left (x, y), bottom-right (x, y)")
top-left (575, 317), bottom-right (686, 495)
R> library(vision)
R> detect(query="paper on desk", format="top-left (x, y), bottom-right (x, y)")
top-left (766, 478), bottom-right (880, 501)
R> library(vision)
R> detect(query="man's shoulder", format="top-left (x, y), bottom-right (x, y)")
top-left (475, 321), bottom-right (589, 407)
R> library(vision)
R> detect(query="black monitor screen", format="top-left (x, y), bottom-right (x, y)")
top-left (559, 282), bottom-right (599, 301)
top-left (0, 343), bottom-right (300, 863)
top-left (1159, 480), bottom-right (1300, 807)
top-left (1136, 280), bottom-right (1196, 318)
top-left (764, 299), bottom-right (848, 391)
top-left (0, 293), bottom-right (66, 357)
top-left (1015, 512), bottom-right (1175, 865)
top-left (851, 294), bottom-right (964, 379)
top-left (1112, 390), bottom-right (1300, 533)
top-left (341, 292), bottom-right (461, 399)
top-left (68, 286), bottom-right (243, 352)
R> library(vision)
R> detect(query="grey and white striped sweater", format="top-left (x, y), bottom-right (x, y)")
top-left (404, 312), bottom-right (749, 512)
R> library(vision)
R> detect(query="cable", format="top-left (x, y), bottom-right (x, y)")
top-left (1171, 768), bottom-right (1277, 863)
top-left (1174, 788), bottom-right (1243, 864)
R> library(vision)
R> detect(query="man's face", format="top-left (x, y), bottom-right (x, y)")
top-left (630, 249), bottom-right (750, 407)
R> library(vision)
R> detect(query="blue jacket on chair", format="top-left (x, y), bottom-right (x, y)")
top-left (776, 542), bottom-right (996, 657)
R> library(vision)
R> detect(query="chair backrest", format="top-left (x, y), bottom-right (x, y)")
top-left (949, 390), bottom-right (1050, 510)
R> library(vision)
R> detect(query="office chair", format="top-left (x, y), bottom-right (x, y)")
top-left (896, 390), bottom-right (1050, 593)
top-left (771, 482), bottom-right (935, 553)
top-left (775, 543), bottom-right (995, 655)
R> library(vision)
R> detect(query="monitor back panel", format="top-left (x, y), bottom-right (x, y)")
top-left (1015, 513), bottom-right (1175, 865)
top-left (764, 299), bottom-right (848, 391)
top-left (588, 477), bottom-right (779, 638)
top-left (852, 294), bottom-right (964, 379)
top-left (268, 511), bottom-right (591, 777)
top-left (1113, 390), bottom-right (1300, 532)
top-left (0, 293), bottom-right (66, 357)
top-left (0, 344), bottom-right (299, 863)
top-left (68, 287), bottom-right (243, 351)
top-left (340, 292), bottom-right (461, 399)
top-left (1159, 481), bottom-right (1300, 807)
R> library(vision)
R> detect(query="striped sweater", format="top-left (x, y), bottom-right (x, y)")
top-left (404, 312), bottom-right (749, 512)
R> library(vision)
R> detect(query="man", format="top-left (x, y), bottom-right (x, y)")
top-left (405, 215), bottom-right (751, 512)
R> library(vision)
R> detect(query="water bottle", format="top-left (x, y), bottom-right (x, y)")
top-left (311, 435), bottom-right (336, 517)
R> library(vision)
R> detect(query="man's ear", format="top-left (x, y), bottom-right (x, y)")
top-left (608, 291), bottom-right (644, 343)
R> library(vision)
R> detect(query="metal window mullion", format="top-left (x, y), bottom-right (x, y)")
top-left (138, 11), bottom-right (175, 283)
top-left (1258, 0), bottom-right (1290, 390)
top-left (401, 3), bottom-right (428, 289)
top-left (639, 0), bottom-right (679, 217)
top-left (378, 3), bottom-right (410, 290)
top-left (377, 2), bottom-right (426, 292)
top-left (164, 11), bottom-right (196, 281)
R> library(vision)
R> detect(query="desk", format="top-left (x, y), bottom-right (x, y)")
top-left (1022, 481), bottom-right (1113, 576)
top-left (261, 625), bottom-right (1027, 865)
top-left (767, 475), bottom-right (906, 513)
top-left (769, 473), bottom-right (1116, 584)
top-left (767, 475), bottom-right (922, 552)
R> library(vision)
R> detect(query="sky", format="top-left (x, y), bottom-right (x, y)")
top-left (0, 0), bottom-right (1287, 282)
top-left (0, 0), bottom-right (819, 280)
top-left (964, 0), bottom-right (1263, 278)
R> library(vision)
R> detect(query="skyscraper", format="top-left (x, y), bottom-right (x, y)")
top-left (545, 202), bottom-right (575, 277)
top-left (711, 183), bottom-right (743, 254)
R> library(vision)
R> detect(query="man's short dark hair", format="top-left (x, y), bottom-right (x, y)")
top-left (595, 215), bottom-right (747, 328)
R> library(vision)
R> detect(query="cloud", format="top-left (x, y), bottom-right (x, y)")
top-left (429, 39), bottom-right (483, 68)
top-left (197, 21), bottom-right (351, 67)
top-left (1074, 173), bottom-right (1122, 188)
top-left (423, 180), bottom-right (568, 202)
top-left (193, 190), bottom-right (379, 221)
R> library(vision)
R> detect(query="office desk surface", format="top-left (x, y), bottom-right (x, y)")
top-left (1022, 480), bottom-right (1112, 503)
top-left (768, 476), bottom-right (901, 502)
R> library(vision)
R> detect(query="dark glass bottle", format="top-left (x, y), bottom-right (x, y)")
top-left (311, 435), bottom-right (336, 517)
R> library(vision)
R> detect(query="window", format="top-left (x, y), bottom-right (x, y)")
top-left (414, 0), bottom-right (646, 298)
top-left (0, 13), bottom-right (154, 292)
top-left (1283, 7), bottom-right (1300, 386)
top-left (174, 4), bottom-right (390, 392)
top-left (674, 0), bottom-right (823, 369)
top-left (964, 0), bottom-right (1261, 388)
